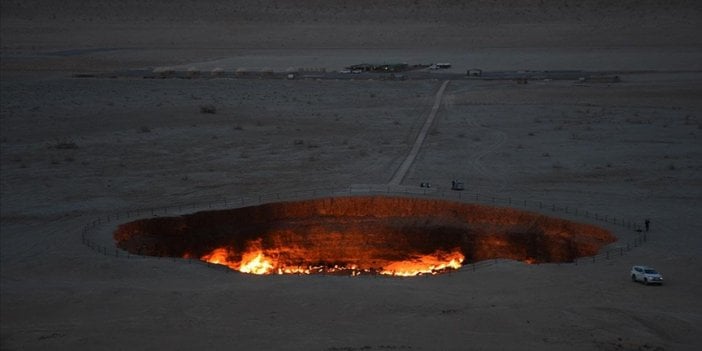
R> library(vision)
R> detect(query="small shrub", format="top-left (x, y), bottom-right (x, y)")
top-left (200, 105), bottom-right (217, 114)
top-left (54, 140), bottom-right (78, 149)
top-left (139, 126), bottom-right (151, 133)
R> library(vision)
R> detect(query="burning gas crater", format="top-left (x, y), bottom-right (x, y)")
top-left (114, 196), bottom-right (615, 276)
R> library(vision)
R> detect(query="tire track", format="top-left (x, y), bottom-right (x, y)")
top-left (443, 91), bottom-right (508, 192)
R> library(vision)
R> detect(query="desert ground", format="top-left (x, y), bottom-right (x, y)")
top-left (1, 1), bottom-right (702, 350)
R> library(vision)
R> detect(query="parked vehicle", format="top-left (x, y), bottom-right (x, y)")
top-left (631, 265), bottom-right (663, 285)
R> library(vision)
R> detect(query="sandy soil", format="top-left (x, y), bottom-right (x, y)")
top-left (2, 1), bottom-right (701, 350)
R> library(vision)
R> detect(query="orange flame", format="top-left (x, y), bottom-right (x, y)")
top-left (379, 251), bottom-right (464, 276)
top-left (198, 245), bottom-right (463, 276)
top-left (201, 248), bottom-right (231, 266)
top-left (238, 251), bottom-right (275, 274)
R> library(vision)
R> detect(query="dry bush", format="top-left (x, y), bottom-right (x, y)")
top-left (54, 139), bottom-right (78, 149)
top-left (200, 105), bottom-right (217, 114)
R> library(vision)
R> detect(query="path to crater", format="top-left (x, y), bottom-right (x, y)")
top-left (389, 80), bottom-right (450, 185)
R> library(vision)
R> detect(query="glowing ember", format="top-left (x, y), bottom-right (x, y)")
top-left (200, 248), bottom-right (229, 265)
top-left (379, 251), bottom-right (464, 276)
top-left (199, 246), bottom-right (464, 276)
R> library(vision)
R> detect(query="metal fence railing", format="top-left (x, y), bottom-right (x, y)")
top-left (80, 185), bottom-right (649, 275)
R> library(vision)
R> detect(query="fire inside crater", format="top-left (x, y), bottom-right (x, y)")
top-left (114, 196), bottom-right (615, 276)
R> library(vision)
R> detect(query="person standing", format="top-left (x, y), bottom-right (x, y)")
top-left (645, 219), bottom-right (650, 232)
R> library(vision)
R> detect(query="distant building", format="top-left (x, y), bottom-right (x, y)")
top-left (467, 69), bottom-right (482, 77)
top-left (346, 63), bottom-right (409, 72)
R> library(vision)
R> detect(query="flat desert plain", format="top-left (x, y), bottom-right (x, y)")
top-left (1, 1), bottom-right (701, 350)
